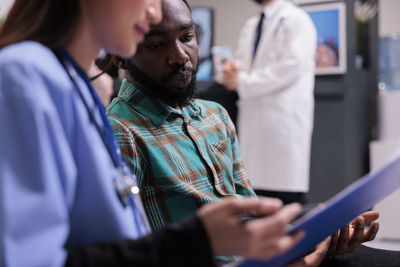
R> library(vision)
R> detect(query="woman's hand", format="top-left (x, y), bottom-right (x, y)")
top-left (198, 197), bottom-right (304, 261)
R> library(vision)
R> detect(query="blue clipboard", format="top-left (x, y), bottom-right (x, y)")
top-left (240, 151), bottom-right (400, 267)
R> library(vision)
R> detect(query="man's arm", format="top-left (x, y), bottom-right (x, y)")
top-left (218, 105), bottom-right (255, 197)
top-left (107, 113), bottom-right (148, 187)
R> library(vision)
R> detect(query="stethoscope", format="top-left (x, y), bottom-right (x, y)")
top-left (252, 1), bottom-right (287, 66)
top-left (53, 47), bottom-right (150, 238)
top-left (266, 1), bottom-right (287, 36)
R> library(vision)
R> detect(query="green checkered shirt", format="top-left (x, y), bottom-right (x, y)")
top-left (107, 79), bottom-right (255, 230)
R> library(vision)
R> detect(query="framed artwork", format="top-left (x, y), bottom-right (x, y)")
top-left (302, 2), bottom-right (347, 75)
top-left (192, 7), bottom-right (214, 81)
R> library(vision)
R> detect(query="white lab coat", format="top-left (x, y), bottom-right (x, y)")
top-left (235, 0), bottom-right (317, 192)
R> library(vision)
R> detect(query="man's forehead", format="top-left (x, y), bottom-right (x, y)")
top-left (148, 20), bottom-right (194, 37)
top-left (149, 0), bottom-right (192, 33)
top-left (162, 0), bottom-right (190, 16)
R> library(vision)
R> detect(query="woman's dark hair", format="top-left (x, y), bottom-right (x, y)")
top-left (0, 0), bottom-right (81, 49)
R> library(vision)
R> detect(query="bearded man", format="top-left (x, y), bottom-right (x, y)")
top-left (106, 0), bottom-right (397, 266)
top-left (106, 0), bottom-right (255, 232)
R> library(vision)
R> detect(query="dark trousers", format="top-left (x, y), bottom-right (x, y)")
top-left (320, 244), bottom-right (400, 267)
top-left (254, 189), bottom-right (308, 205)
top-left (216, 245), bottom-right (400, 267)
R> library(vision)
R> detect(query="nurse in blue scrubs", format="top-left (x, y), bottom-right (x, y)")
top-left (0, 0), bottom-right (309, 266)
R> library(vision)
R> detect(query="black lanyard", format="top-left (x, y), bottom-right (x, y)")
top-left (53, 47), bottom-right (150, 237)
top-left (53, 48), bottom-right (122, 168)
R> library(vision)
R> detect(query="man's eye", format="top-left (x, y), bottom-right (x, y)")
top-left (181, 34), bottom-right (194, 43)
top-left (145, 43), bottom-right (161, 49)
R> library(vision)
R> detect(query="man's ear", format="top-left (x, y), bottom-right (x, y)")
top-left (114, 56), bottom-right (128, 70)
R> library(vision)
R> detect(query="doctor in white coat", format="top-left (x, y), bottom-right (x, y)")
top-left (223, 0), bottom-right (317, 204)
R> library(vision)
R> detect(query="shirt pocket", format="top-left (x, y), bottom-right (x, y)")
top-left (209, 139), bottom-right (235, 195)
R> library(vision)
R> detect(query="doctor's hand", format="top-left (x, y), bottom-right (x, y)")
top-left (326, 210), bottom-right (379, 256)
top-left (197, 197), bottom-right (305, 261)
top-left (222, 61), bottom-right (239, 91)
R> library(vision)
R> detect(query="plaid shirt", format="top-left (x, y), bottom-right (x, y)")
top-left (107, 80), bottom-right (255, 230)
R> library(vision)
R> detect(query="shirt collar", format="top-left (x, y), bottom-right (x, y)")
top-left (118, 79), bottom-right (203, 127)
top-left (262, 0), bottom-right (286, 19)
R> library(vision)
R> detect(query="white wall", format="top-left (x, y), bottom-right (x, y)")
top-left (379, 0), bottom-right (400, 37)
top-left (1, 0), bottom-right (398, 38)
top-left (189, 0), bottom-right (399, 44)
top-left (0, 0), bottom-right (13, 18)
top-left (188, 0), bottom-right (258, 51)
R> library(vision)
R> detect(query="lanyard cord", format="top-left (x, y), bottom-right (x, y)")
top-left (53, 48), bottom-right (150, 237)
top-left (53, 48), bottom-right (122, 168)
top-left (127, 196), bottom-right (149, 236)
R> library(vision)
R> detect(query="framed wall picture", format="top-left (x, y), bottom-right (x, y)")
top-left (192, 7), bottom-right (214, 81)
top-left (303, 2), bottom-right (347, 75)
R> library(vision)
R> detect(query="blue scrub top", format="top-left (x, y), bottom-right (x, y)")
top-left (0, 41), bottom-right (140, 267)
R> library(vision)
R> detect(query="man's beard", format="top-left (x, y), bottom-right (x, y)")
top-left (126, 61), bottom-right (197, 108)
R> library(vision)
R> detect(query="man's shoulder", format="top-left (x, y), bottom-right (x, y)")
top-left (281, 2), bottom-right (311, 21)
top-left (194, 98), bottom-right (229, 119)
top-left (195, 98), bottom-right (225, 111)
top-left (107, 97), bottom-right (125, 115)
top-left (278, 3), bottom-right (315, 33)
top-left (107, 98), bottom-right (142, 127)
top-left (242, 14), bottom-right (259, 30)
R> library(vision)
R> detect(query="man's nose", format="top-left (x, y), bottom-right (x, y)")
top-left (167, 41), bottom-right (189, 66)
